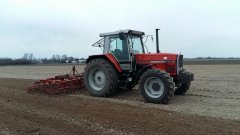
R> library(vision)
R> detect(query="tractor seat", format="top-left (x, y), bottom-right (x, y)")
top-left (112, 49), bottom-right (122, 57)
top-left (112, 49), bottom-right (129, 61)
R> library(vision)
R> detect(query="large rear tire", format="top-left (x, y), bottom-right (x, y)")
top-left (139, 69), bottom-right (175, 104)
top-left (174, 83), bottom-right (191, 95)
top-left (84, 59), bottom-right (118, 97)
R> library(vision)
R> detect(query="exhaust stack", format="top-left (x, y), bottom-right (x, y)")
top-left (156, 29), bottom-right (160, 53)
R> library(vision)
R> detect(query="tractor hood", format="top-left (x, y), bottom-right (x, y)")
top-left (134, 53), bottom-right (178, 65)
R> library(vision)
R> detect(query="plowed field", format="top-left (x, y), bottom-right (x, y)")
top-left (0, 64), bottom-right (240, 134)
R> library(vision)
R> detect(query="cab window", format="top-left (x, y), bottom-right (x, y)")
top-left (109, 37), bottom-right (130, 61)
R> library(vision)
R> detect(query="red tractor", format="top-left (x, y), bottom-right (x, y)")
top-left (84, 29), bottom-right (194, 104)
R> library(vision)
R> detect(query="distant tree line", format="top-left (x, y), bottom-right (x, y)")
top-left (193, 57), bottom-right (240, 59)
top-left (0, 58), bottom-right (32, 65)
top-left (40, 54), bottom-right (85, 64)
top-left (184, 57), bottom-right (240, 65)
top-left (0, 53), bottom-right (86, 65)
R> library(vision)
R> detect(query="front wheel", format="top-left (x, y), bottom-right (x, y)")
top-left (139, 69), bottom-right (175, 104)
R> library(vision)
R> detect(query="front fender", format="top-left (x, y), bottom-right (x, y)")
top-left (134, 64), bottom-right (153, 83)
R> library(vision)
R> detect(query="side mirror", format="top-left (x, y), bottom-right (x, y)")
top-left (119, 32), bottom-right (126, 40)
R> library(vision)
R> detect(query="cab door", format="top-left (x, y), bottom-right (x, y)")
top-left (108, 36), bottom-right (132, 71)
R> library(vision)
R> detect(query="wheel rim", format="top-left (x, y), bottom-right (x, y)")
top-left (144, 77), bottom-right (164, 98)
top-left (88, 68), bottom-right (106, 91)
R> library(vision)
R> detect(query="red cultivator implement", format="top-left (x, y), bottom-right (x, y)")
top-left (28, 66), bottom-right (84, 94)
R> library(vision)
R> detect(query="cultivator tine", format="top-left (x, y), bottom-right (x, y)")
top-left (27, 66), bottom-right (84, 95)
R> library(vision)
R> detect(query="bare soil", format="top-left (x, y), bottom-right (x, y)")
top-left (0, 64), bottom-right (240, 134)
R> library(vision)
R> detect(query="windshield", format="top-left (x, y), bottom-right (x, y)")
top-left (129, 36), bottom-right (144, 54)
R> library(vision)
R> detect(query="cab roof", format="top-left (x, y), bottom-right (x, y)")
top-left (99, 29), bottom-right (145, 37)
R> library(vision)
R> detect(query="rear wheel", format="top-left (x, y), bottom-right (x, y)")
top-left (84, 59), bottom-right (118, 97)
top-left (139, 69), bottom-right (175, 104)
top-left (174, 83), bottom-right (191, 95)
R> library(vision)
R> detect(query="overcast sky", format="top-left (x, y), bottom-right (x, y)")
top-left (0, 0), bottom-right (239, 58)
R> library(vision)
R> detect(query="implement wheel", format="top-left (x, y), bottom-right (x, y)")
top-left (139, 69), bottom-right (175, 104)
top-left (84, 59), bottom-right (118, 97)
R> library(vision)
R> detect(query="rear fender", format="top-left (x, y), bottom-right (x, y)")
top-left (86, 54), bottom-right (122, 73)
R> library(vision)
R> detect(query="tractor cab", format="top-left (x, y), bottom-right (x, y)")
top-left (100, 29), bottom-right (145, 55)
top-left (98, 30), bottom-right (145, 71)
